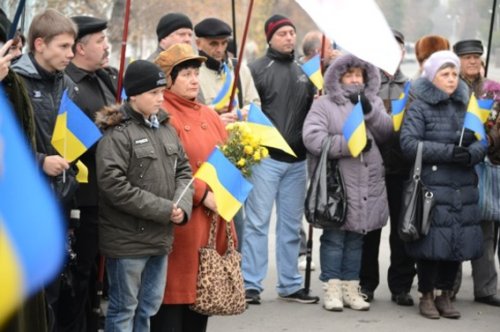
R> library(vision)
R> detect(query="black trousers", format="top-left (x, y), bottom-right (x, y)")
top-left (360, 174), bottom-right (416, 294)
top-left (151, 304), bottom-right (208, 332)
top-left (57, 207), bottom-right (100, 332)
top-left (417, 259), bottom-right (460, 293)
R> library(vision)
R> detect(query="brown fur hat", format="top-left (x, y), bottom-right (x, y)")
top-left (415, 35), bottom-right (450, 65)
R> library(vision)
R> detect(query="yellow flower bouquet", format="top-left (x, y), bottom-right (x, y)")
top-left (221, 122), bottom-right (268, 177)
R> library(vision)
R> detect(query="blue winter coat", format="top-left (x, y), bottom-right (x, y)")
top-left (400, 78), bottom-right (485, 261)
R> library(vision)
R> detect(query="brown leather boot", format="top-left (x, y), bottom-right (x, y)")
top-left (419, 292), bottom-right (440, 319)
top-left (434, 291), bottom-right (461, 319)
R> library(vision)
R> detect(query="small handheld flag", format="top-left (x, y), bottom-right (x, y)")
top-left (301, 54), bottom-right (324, 90)
top-left (342, 101), bottom-right (367, 157)
top-left (211, 63), bottom-right (236, 111)
top-left (194, 148), bottom-right (253, 221)
top-left (0, 86), bottom-right (64, 324)
top-left (51, 90), bottom-right (102, 162)
top-left (463, 94), bottom-right (493, 142)
top-left (246, 103), bottom-right (296, 157)
top-left (391, 81), bottom-right (410, 131)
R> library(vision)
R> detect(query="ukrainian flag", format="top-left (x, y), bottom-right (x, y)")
top-left (51, 90), bottom-right (102, 162)
top-left (391, 81), bottom-right (410, 131)
top-left (0, 87), bottom-right (64, 325)
top-left (463, 94), bottom-right (494, 141)
top-left (246, 103), bottom-right (297, 157)
top-left (194, 148), bottom-right (253, 222)
top-left (211, 63), bottom-right (235, 111)
top-left (301, 54), bottom-right (324, 90)
top-left (342, 101), bottom-right (367, 158)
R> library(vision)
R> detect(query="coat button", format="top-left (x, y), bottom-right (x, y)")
top-left (196, 161), bottom-right (202, 167)
top-left (201, 123), bottom-right (207, 129)
top-left (140, 227), bottom-right (145, 232)
top-left (363, 197), bottom-right (367, 201)
top-left (184, 125), bottom-right (191, 131)
top-left (139, 174), bottom-right (143, 178)
top-left (139, 163), bottom-right (143, 167)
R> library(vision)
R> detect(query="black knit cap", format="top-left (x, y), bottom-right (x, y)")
top-left (71, 16), bottom-right (107, 40)
top-left (264, 14), bottom-right (295, 43)
top-left (453, 39), bottom-right (484, 56)
top-left (124, 60), bottom-right (167, 97)
top-left (156, 13), bottom-right (193, 41)
top-left (194, 18), bottom-right (232, 38)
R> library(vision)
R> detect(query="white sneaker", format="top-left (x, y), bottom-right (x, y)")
top-left (342, 280), bottom-right (370, 311)
top-left (323, 279), bottom-right (343, 311)
top-left (298, 255), bottom-right (316, 271)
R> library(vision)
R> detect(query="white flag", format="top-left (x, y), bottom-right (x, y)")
top-left (296, 0), bottom-right (401, 75)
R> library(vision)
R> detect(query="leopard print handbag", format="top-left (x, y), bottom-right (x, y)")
top-left (190, 214), bottom-right (246, 316)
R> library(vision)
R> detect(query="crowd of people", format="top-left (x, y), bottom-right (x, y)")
top-left (1, 5), bottom-right (500, 332)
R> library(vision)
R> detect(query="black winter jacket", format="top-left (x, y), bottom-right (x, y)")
top-left (400, 78), bottom-right (485, 261)
top-left (249, 47), bottom-right (315, 162)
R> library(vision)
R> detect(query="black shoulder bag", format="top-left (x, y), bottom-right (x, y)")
top-left (398, 141), bottom-right (434, 242)
top-left (305, 136), bottom-right (347, 229)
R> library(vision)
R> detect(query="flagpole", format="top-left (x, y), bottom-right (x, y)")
top-left (115, 0), bottom-right (132, 103)
top-left (231, 0), bottom-right (238, 56)
top-left (304, 33), bottom-right (328, 295)
top-left (485, 0), bottom-right (497, 77)
top-left (227, 0), bottom-right (254, 113)
top-left (175, 177), bottom-right (195, 206)
top-left (7, 0), bottom-right (26, 39)
top-left (458, 127), bottom-right (465, 147)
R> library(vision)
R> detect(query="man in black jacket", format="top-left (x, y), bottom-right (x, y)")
top-left (61, 15), bottom-right (118, 331)
top-left (241, 14), bottom-right (318, 305)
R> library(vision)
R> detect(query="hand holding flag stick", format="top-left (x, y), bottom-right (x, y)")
top-left (460, 94), bottom-right (494, 146)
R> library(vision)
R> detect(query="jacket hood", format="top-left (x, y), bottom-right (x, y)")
top-left (95, 103), bottom-right (170, 130)
top-left (411, 77), bottom-right (469, 106)
top-left (324, 54), bottom-right (381, 105)
top-left (11, 53), bottom-right (41, 78)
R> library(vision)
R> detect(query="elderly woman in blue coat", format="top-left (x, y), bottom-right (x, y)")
top-left (400, 50), bottom-right (486, 320)
top-left (303, 54), bottom-right (392, 312)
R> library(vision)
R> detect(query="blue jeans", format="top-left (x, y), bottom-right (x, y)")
top-left (319, 228), bottom-right (364, 281)
top-left (105, 255), bottom-right (167, 332)
top-left (241, 158), bottom-right (306, 296)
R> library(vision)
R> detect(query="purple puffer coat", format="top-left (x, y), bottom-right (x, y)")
top-left (303, 54), bottom-right (392, 234)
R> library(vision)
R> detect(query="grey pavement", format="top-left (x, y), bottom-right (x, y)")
top-left (210, 220), bottom-right (500, 331)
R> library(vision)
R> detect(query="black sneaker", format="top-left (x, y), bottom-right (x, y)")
top-left (391, 292), bottom-right (414, 306)
top-left (360, 288), bottom-right (374, 302)
top-left (245, 289), bottom-right (261, 305)
top-left (279, 288), bottom-right (319, 304)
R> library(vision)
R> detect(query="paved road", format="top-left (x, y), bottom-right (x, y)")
top-left (210, 220), bottom-right (499, 332)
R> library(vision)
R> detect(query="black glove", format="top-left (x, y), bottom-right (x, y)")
top-left (348, 92), bottom-right (359, 105)
top-left (452, 146), bottom-right (471, 165)
top-left (362, 139), bottom-right (372, 153)
top-left (359, 93), bottom-right (372, 114)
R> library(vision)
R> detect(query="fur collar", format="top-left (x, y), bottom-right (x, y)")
top-left (411, 77), bottom-right (469, 106)
top-left (324, 54), bottom-right (381, 105)
top-left (95, 103), bottom-right (169, 130)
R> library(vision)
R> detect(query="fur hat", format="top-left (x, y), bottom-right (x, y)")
top-left (156, 13), bottom-right (192, 42)
top-left (421, 50), bottom-right (460, 81)
top-left (415, 35), bottom-right (450, 65)
top-left (123, 60), bottom-right (166, 97)
top-left (264, 14), bottom-right (295, 43)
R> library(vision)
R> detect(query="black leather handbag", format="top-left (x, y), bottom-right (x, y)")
top-left (398, 141), bottom-right (434, 242)
top-left (305, 136), bottom-right (347, 229)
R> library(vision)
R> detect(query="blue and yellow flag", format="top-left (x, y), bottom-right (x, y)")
top-left (301, 54), bottom-right (324, 90)
top-left (51, 90), bottom-right (102, 162)
top-left (246, 103), bottom-right (296, 157)
top-left (194, 148), bottom-right (253, 222)
top-left (463, 94), bottom-right (494, 141)
top-left (0, 87), bottom-right (64, 325)
top-left (391, 81), bottom-right (410, 132)
top-left (211, 63), bottom-right (236, 111)
top-left (342, 101), bottom-right (367, 158)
